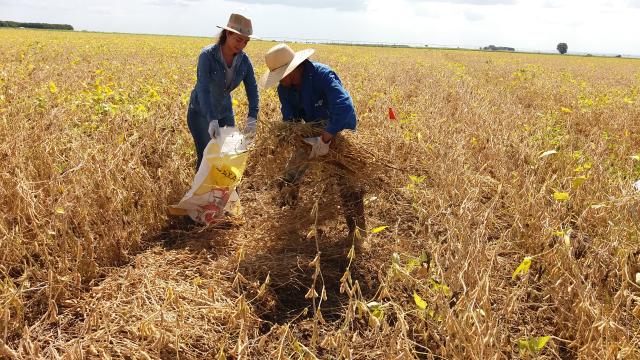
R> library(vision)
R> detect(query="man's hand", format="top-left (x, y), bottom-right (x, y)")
top-left (320, 131), bottom-right (333, 144)
top-left (208, 120), bottom-right (221, 139)
top-left (303, 135), bottom-right (331, 159)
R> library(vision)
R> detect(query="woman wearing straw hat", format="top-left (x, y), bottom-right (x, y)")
top-left (187, 13), bottom-right (259, 169)
top-left (260, 43), bottom-right (366, 250)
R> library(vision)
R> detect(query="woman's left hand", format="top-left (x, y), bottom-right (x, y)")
top-left (245, 116), bottom-right (257, 136)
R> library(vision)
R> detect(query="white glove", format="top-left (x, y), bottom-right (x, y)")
top-left (303, 136), bottom-right (331, 159)
top-left (208, 120), bottom-right (220, 139)
top-left (245, 116), bottom-right (257, 136)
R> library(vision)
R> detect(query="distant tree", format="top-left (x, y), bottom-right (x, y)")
top-left (557, 42), bottom-right (568, 55)
top-left (0, 20), bottom-right (73, 30)
top-left (482, 45), bottom-right (515, 52)
top-left (0, 21), bottom-right (20, 28)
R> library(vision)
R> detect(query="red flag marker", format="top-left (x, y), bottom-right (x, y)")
top-left (388, 107), bottom-right (397, 121)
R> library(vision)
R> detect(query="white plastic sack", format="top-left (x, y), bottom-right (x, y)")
top-left (170, 127), bottom-right (250, 224)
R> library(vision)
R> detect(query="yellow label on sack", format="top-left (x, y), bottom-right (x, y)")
top-left (198, 151), bottom-right (249, 190)
top-left (207, 163), bottom-right (241, 187)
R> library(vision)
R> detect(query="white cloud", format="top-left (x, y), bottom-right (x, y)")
top-left (145, 0), bottom-right (206, 6)
top-left (407, 0), bottom-right (517, 5)
top-left (229, 0), bottom-right (367, 11)
top-left (464, 10), bottom-right (485, 20)
top-left (0, 0), bottom-right (639, 55)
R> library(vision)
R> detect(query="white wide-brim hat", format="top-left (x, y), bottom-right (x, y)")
top-left (217, 13), bottom-right (254, 38)
top-left (260, 43), bottom-right (315, 89)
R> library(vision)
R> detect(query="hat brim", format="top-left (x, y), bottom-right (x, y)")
top-left (260, 48), bottom-right (315, 89)
top-left (217, 25), bottom-right (256, 39)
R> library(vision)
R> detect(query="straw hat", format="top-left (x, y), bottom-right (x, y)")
top-left (217, 13), bottom-right (253, 38)
top-left (260, 44), bottom-right (315, 88)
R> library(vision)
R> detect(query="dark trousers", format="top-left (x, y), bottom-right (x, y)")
top-left (280, 136), bottom-right (366, 245)
top-left (186, 105), bottom-right (234, 170)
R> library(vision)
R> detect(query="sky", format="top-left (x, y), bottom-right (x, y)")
top-left (2, 0), bottom-right (640, 56)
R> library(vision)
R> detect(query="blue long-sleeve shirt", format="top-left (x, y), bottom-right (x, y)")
top-left (277, 60), bottom-right (356, 135)
top-left (189, 43), bottom-right (259, 122)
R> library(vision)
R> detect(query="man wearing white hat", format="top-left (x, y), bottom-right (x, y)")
top-left (261, 43), bottom-right (366, 249)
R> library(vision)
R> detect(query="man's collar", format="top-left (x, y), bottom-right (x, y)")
top-left (301, 60), bottom-right (313, 87)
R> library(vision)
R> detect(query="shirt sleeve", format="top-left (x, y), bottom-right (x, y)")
top-left (320, 70), bottom-right (357, 135)
top-left (243, 56), bottom-right (259, 119)
top-left (277, 85), bottom-right (295, 121)
top-left (195, 49), bottom-right (216, 121)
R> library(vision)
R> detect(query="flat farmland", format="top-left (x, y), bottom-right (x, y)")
top-left (1, 28), bottom-right (639, 359)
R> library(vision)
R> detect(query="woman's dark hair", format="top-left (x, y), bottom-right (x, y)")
top-left (217, 30), bottom-right (228, 46)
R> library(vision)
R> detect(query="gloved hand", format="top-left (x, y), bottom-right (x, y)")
top-left (244, 116), bottom-right (257, 136)
top-left (303, 136), bottom-right (331, 159)
top-left (208, 120), bottom-right (220, 139)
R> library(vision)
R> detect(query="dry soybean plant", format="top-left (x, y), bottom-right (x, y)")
top-left (1, 28), bottom-right (640, 359)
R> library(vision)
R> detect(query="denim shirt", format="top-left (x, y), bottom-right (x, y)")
top-left (189, 43), bottom-right (259, 122)
top-left (277, 60), bottom-right (356, 135)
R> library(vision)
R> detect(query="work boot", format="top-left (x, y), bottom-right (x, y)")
top-left (344, 190), bottom-right (366, 252)
top-left (346, 218), bottom-right (366, 252)
top-left (276, 180), bottom-right (300, 208)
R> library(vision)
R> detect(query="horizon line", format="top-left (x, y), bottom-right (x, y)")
top-left (3, 26), bottom-right (639, 58)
